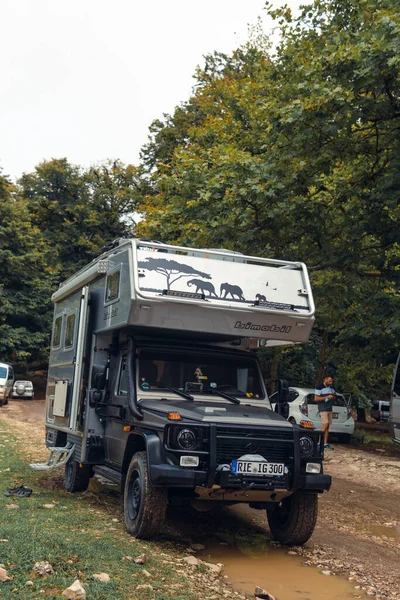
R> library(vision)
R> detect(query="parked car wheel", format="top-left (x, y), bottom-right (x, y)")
top-left (266, 491), bottom-right (318, 545)
top-left (338, 433), bottom-right (352, 444)
top-left (124, 451), bottom-right (167, 539)
top-left (65, 458), bottom-right (92, 493)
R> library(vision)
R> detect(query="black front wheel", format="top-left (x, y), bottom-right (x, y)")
top-left (124, 451), bottom-right (167, 539)
top-left (65, 459), bottom-right (92, 492)
top-left (266, 491), bottom-right (318, 545)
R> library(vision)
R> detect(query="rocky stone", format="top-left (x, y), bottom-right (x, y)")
top-left (93, 573), bottom-right (110, 582)
top-left (136, 584), bottom-right (153, 591)
top-left (287, 551), bottom-right (297, 555)
top-left (183, 556), bottom-right (200, 566)
top-left (254, 586), bottom-right (277, 600)
top-left (0, 567), bottom-right (10, 582)
top-left (134, 554), bottom-right (147, 564)
top-left (61, 579), bottom-right (86, 599)
top-left (190, 543), bottom-right (206, 551)
top-left (203, 562), bottom-right (224, 575)
top-left (32, 561), bottom-right (55, 576)
top-left (26, 581), bottom-right (34, 586)
top-left (321, 570), bottom-right (331, 576)
top-left (142, 569), bottom-right (151, 578)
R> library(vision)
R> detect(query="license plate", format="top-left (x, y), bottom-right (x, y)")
top-left (332, 413), bottom-right (339, 419)
top-left (231, 460), bottom-right (284, 477)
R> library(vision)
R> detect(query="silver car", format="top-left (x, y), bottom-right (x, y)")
top-left (12, 380), bottom-right (34, 400)
top-left (370, 400), bottom-right (390, 422)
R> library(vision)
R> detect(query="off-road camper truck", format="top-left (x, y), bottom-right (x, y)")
top-left (32, 239), bottom-right (331, 544)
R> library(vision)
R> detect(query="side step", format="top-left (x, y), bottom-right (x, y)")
top-left (93, 465), bottom-right (122, 486)
top-left (30, 443), bottom-right (75, 471)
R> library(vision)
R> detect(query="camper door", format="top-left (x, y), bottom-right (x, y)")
top-left (48, 286), bottom-right (90, 432)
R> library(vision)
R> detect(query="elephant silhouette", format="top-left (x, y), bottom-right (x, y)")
top-left (256, 293), bottom-right (267, 302)
top-left (187, 279), bottom-right (218, 297)
top-left (220, 283), bottom-right (245, 300)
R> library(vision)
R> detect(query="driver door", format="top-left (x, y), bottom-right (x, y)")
top-left (103, 352), bottom-right (131, 468)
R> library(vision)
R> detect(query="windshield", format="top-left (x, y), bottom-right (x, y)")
top-left (138, 350), bottom-right (264, 399)
top-left (0, 367), bottom-right (7, 379)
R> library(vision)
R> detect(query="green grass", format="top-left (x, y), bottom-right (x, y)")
top-left (352, 426), bottom-right (393, 446)
top-left (0, 422), bottom-right (217, 600)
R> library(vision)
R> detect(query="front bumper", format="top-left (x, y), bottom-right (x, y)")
top-left (149, 464), bottom-right (331, 493)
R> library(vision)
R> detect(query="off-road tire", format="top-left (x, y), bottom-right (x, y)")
top-left (266, 491), bottom-right (318, 545)
top-left (65, 459), bottom-right (92, 492)
top-left (124, 451), bottom-right (167, 539)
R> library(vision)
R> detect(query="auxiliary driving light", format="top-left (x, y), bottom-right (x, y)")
top-left (306, 463), bottom-right (321, 474)
top-left (167, 411), bottom-right (182, 420)
top-left (299, 420), bottom-right (315, 429)
top-left (180, 456), bottom-right (199, 467)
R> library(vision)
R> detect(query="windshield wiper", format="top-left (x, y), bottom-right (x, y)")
top-left (210, 389), bottom-right (240, 405)
top-left (163, 386), bottom-right (194, 401)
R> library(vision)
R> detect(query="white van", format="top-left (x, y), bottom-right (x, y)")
top-left (0, 363), bottom-right (14, 406)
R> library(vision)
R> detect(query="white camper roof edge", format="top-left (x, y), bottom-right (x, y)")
top-left (51, 239), bottom-right (315, 321)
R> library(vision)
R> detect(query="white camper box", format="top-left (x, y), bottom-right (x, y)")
top-left (41, 239), bottom-right (314, 448)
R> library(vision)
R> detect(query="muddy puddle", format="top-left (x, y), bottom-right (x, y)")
top-left (199, 544), bottom-right (363, 600)
top-left (364, 524), bottom-right (400, 541)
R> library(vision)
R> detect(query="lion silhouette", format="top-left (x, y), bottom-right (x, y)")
top-left (187, 279), bottom-right (218, 297)
top-left (220, 283), bottom-right (245, 300)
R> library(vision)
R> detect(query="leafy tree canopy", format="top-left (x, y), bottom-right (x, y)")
top-left (137, 0), bottom-right (400, 401)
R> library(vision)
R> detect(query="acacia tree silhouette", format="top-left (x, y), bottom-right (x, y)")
top-left (138, 257), bottom-right (212, 290)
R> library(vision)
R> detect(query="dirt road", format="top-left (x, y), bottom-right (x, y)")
top-left (1, 399), bottom-right (400, 600)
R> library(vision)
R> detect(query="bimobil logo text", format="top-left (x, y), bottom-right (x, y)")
top-left (234, 321), bottom-right (292, 333)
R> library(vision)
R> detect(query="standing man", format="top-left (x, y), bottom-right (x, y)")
top-left (314, 376), bottom-right (336, 450)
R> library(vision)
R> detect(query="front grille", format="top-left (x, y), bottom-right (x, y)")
top-left (216, 426), bottom-right (294, 464)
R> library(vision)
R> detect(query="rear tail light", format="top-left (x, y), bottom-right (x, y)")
top-left (300, 402), bottom-right (308, 416)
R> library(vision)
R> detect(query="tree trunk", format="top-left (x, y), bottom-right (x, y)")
top-left (315, 329), bottom-right (328, 384)
top-left (357, 407), bottom-right (367, 423)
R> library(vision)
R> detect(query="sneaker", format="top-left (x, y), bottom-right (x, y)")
top-left (324, 444), bottom-right (334, 450)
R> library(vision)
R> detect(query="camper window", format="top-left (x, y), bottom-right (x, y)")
top-left (52, 315), bottom-right (63, 348)
top-left (105, 269), bottom-right (121, 305)
top-left (118, 355), bottom-right (129, 396)
top-left (64, 313), bottom-right (76, 349)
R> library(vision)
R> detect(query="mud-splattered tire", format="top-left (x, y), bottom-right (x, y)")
top-left (124, 451), bottom-right (167, 539)
top-left (266, 491), bottom-right (318, 545)
top-left (65, 459), bottom-right (92, 493)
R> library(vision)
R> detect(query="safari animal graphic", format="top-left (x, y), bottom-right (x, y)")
top-left (255, 293), bottom-right (267, 302)
top-left (220, 283), bottom-right (245, 300)
top-left (187, 279), bottom-right (218, 297)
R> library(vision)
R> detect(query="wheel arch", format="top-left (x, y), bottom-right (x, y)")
top-left (121, 431), bottom-right (164, 477)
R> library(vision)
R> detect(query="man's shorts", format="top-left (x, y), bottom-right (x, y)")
top-left (320, 411), bottom-right (333, 425)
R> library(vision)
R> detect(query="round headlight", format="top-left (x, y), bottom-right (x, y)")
top-left (299, 435), bottom-right (315, 457)
top-left (177, 428), bottom-right (197, 450)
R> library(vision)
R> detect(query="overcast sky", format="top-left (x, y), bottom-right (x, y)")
top-left (1, 0), bottom-right (301, 181)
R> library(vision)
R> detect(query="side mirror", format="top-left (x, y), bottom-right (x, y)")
top-left (278, 379), bottom-right (289, 404)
